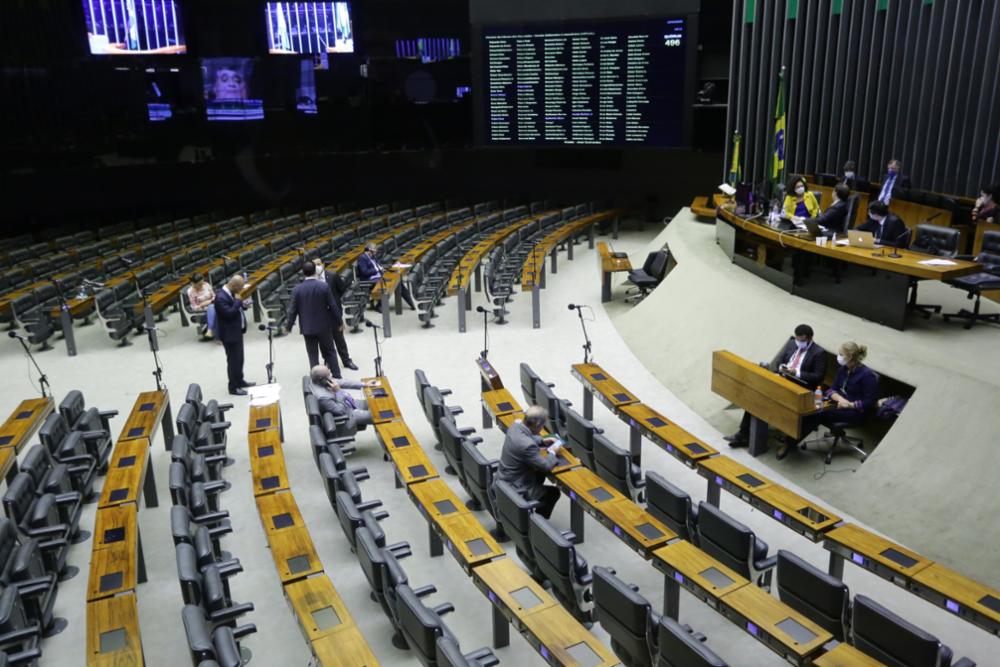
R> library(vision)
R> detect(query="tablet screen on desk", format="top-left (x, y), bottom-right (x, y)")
top-left (776, 617), bottom-right (818, 644)
top-left (391, 436), bottom-right (410, 448)
top-left (978, 594), bottom-right (1000, 613)
top-left (372, 389), bottom-right (388, 397)
top-left (635, 522), bottom-right (664, 540)
top-left (100, 628), bottom-right (127, 653)
top-left (880, 548), bottom-right (919, 568)
top-left (646, 417), bottom-right (667, 428)
top-left (737, 473), bottom-right (765, 488)
top-left (565, 642), bottom-right (603, 667)
top-left (590, 373), bottom-right (607, 381)
top-left (685, 442), bottom-right (708, 454)
top-left (433, 499), bottom-right (459, 516)
top-left (510, 586), bottom-right (544, 610)
top-left (312, 606), bottom-right (342, 631)
top-left (699, 567), bottom-right (735, 589)
top-left (465, 538), bottom-right (493, 556)
top-left (588, 487), bottom-right (614, 502)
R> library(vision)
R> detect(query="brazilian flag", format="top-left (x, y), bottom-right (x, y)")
top-left (771, 68), bottom-right (787, 185)
top-left (729, 131), bottom-right (742, 185)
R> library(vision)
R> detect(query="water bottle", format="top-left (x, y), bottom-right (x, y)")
top-left (814, 386), bottom-right (824, 409)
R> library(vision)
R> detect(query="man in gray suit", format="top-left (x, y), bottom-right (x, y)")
top-left (495, 405), bottom-right (563, 519)
top-left (309, 365), bottom-right (376, 435)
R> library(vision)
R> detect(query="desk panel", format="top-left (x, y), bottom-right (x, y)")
top-left (910, 563), bottom-right (1000, 636)
top-left (719, 585), bottom-right (832, 663)
top-left (86, 593), bottom-right (144, 667)
top-left (619, 403), bottom-right (718, 467)
top-left (118, 390), bottom-right (168, 443)
top-left (0, 397), bottom-right (54, 452)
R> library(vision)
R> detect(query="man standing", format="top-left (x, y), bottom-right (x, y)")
top-left (355, 242), bottom-right (416, 311)
top-left (215, 274), bottom-right (255, 396)
top-left (495, 405), bottom-right (562, 519)
top-left (314, 258), bottom-right (358, 371)
top-left (725, 324), bottom-right (826, 447)
top-left (286, 261), bottom-right (342, 378)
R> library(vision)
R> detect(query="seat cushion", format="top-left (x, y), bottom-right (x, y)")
top-left (953, 272), bottom-right (1000, 291)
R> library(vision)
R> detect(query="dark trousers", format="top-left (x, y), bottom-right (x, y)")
top-left (372, 284), bottom-right (415, 310)
top-left (331, 325), bottom-right (352, 364)
top-left (737, 411), bottom-right (752, 437)
top-left (303, 330), bottom-right (341, 378)
top-left (797, 408), bottom-right (865, 444)
top-left (222, 339), bottom-right (245, 391)
top-left (527, 484), bottom-right (560, 519)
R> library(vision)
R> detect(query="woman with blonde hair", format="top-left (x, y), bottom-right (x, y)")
top-left (778, 341), bottom-right (878, 460)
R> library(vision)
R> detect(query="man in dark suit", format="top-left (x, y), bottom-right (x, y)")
top-left (725, 324), bottom-right (827, 447)
top-left (214, 274), bottom-right (254, 396)
top-left (314, 258), bottom-right (358, 371)
top-left (356, 243), bottom-right (416, 311)
top-left (839, 160), bottom-right (870, 194)
top-left (857, 201), bottom-right (910, 248)
top-left (495, 405), bottom-right (563, 519)
top-left (812, 183), bottom-right (851, 236)
top-left (286, 261), bottom-right (341, 378)
top-left (875, 158), bottom-right (912, 204)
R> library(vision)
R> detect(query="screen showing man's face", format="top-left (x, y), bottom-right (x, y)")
top-left (213, 69), bottom-right (246, 100)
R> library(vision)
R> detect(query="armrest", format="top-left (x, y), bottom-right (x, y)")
top-left (433, 602), bottom-right (455, 617)
top-left (208, 524), bottom-right (233, 540)
top-left (467, 436), bottom-right (483, 445)
top-left (0, 625), bottom-right (42, 645)
top-left (386, 541), bottom-right (410, 557)
top-left (439, 388), bottom-right (453, 396)
top-left (357, 499), bottom-right (383, 513)
top-left (216, 560), bottom-right (244, 578)
top-left (216, 403), bottom-right (234, 412)
top-left (209, 421), bottom-right (231, 433)
top-left (448, 406), bottom-right (464, 416)
top-left (81, 429), bottom-right (109, 441)
top-left (231, 623), bottom-right (257, 640)
top-left (371, 510), bottom-right (389, 522)
top-left (202, 480), bottom-right (227, 495)
top-left (754, 555), bottom-right (778, 572)
top-left (99, 408), bottom-right (119, 420)
top-left (560, 531), bottom-right (577, 543)
top-left (328, 436), bottom-right (355, 447)
top-left (10, 578), bottom-right (53, 598)
top-left (208, 602), bottom-right (255, 625)
top-left (413, 584), bottom-right (437, 598)
top-left (58, 454), bottom-right (95, 466)
top-left (952, 659), bottom-right (976, 667)
top-left (54, 491), bottom-right (82, 506)
top-left (195, 510), bottom-right (230, 523)
top-left (193, 442), bottom-right (226, 454)
top-left (6, 647), bottom-right (41, 664)
top-left (578, 572), bottom-right (593, 586)
top-left (458, 426), bottom-right (476, 436)
top-left (39, 537), bottom-right (69, 553)
top-left (205, 454), bottom-right (228, 467)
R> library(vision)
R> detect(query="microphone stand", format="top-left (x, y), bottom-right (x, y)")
top-left (573, 305), bottom-right (593, 364)
top-left (50, 278), bottom-right (77, 356)
top-left (265, 326), bottom-right (277, 384)
top-left (370, 323), bottom-right (384, 378)
top-left (12, 335), bottom-right (50, 398)
top-left (477, 306), bottom-right (490, 359)
top-left (145, 326), bottom-right (165, 391)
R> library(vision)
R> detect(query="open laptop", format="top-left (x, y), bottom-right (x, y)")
top-left (848, 230), bottom-right (877, 249)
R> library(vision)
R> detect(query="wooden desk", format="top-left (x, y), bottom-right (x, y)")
top-left (553, 467), bottom-right (625, 544)
top-left (476, 355), bottom-right (504, 391)
top-left (408, 478), bottom-right (469, 522)
top-left (86, 592), bottom-right (144, 667)
top-left (99, 438), bottom-right (156, 509)
top-left (93, 505), bottom-right (139, 553)
top-left (0, 448), bottom-right (18, 485)
top-left (264, 525), bottom-right (323, 584)
top-left (910, 563), bottom-right (1000, 637)
top-left (823, 523), bottom-right (932, 582)
top-left (435, 512), bottom-right (505, 572)
top-left (312, 630), bottom-right (380, 667)
top-left (619, 402), bottom-right (718, 469)
top-left (597, 241), bottom-right (633, 302)
top-left (87, 537), bottom-right (137, 601)
top-left (520, 604), bottom-right (622, 667)
top-left (570, 362), bottom-right (639, 421)
top-left (117, 389), bottom-right (172, 451)
top-left (255, 490), bottom-right (306, 535)
top-left (521, 211), bottom-right (616, 292)
top-left (449, 216), bottom-right (539, 296)
top-left (711, 349), bottom-right (818, 454)
top-left (652, 539), bottom-right (749, 618)
top-left (387, 445), bottom-right (438, 487)
top-left (284, 574), bottom-right (363, 643)
top-left (249, 432), bottom-right (289, 496)
top-left (481, 387), bottom-right (521, 428)
top-left (472, 558), bottom-right (559, 633)
top-left (249, 402), bottom-right (281, 433)
top-left (719, 585), bottom-right (832, 664)
top-left (0, 397), bottom-right (54, 452)
top-left (363, 376), bottom-right (401, 424)
top-left (597, 498), bottom-right (676, 557)
top-left (374, 420), bottom-right (421, 454)
top-left (751, 485), bottom-right (841, 542)
top-left (813, 643), bottom-right (885, 667)
top-left (697, 455), bottom-right (773, 504)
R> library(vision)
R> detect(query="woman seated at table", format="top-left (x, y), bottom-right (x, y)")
top-left (186, 273), bottom-right (216, 340)
top-left (972, 184), bottom-right (998, 223)
top-left (777, 341), bottom-right (878, 460)
top-left (782, 176), bottom-right (820, 220)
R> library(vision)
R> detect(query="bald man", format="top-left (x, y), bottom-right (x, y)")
top-left (495, 405), bottom-right (562, 519)
top-left (215, 274), bottom-right (254, 395)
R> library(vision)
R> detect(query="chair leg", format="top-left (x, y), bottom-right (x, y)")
top-left (943, 293), bottom-right (1000, 330)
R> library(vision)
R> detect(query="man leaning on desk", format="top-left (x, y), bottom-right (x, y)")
top-left (857, 201), bottom-right (909, 248)
top-left (495, 405), bottom-right (563, 520)
top-left (725, 324), bottom-right (827, 448)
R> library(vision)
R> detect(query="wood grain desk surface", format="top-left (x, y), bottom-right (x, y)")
top-left (911, 563), bottom-right (1000, 628)
top-left (597, 242), bottom-right (634, 273)
top-left (720, 584), bottom-right (832, 658)
top-left (92, 504), bottom-right (137, 552)
top-left (363, 376), bottom-right (401, 424)
top-left (249, 430), bottom-right (289, 496)
top-left (388, 445), bottom-right (439, 485)
top-left (265, 525), bottom-right (323, 583)
top-left (99, 438), bottom-right (150, 509)
top-left (598, 498), bottom-right (677, 550)
top-left (117, 390), bottom-right (168, 443)
top-left (255, 489), bottom-right (306, 534)
top-left (572, 363), bottom-right (640, 407)
top-left (698, 455), bottom-right (775, 496)
top-left (86, 592), bottom-right (143, 667)
top-left (312, 629), bottom-right (380, 667)
top-left (472, 557), bottom-right (559, 617)
top-left (652, 540), bottom-right (749, 599)
top-left (482, 388), bottom-right (522, 417)
top-left (0, 397), bottom-right (53, 451)
top-left (813, 643), bottom-right (887, 666)
top-left (520, 603), bottom-right (623, 667)
top-left (408, 478), bottom-right (469, 521)
top-left (248, 427), bottom-right (282, 457)
top-left (248, 402), bottom-right (281, 433)
top-left (450, 216), bottom-right (540, 293)
top-left (712, 349), bottom-right (815, 437)
top-left (87, 537), bottom-right (137, 601)
top-left (618, 403), bottom-right (719, 463)
top-left (554, 467), bottom-right (624, 508)
top-left (0, 448), bottom-right (16, 480)
top-left (284, 574), bottom-right (360, 643)
top-left (521, 212), bottom-right (615, 289)
top-left (374, 420), bottom-right (421, 452)
top-left (436, 512), bottom-right (505, 567)
top-left (753, 485), bottom-right (841, 534)
top-left (824, 523), bottom-right (933, 577)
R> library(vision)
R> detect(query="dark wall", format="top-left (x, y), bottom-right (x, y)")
top-left (728, 0), bottom-right (1000, 196)
top-left (469, 0), bottom-right (701, 24)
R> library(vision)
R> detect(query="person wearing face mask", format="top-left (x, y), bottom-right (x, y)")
top-left (725, 324), bottom-right (827, 448)
top-left (876, 159), bottom-right (912, 204)
top-left (783, 176), bottom-right (820, 221)
top-left (780, 341), bottom-right (877, 460)
top-left (811, 183), bottom-right (851, 236)
top-left (858, 201), bottom-right (909, 247)
top-left (355, 242), bottom-right (416, 313)
top-left (839, 160), bottom-right (870, 195)
top-left (313, 258), bottom-right (358, 371)
top-left (972, 184), bottom-right (998, 223)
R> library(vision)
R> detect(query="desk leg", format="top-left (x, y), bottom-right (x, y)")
top-left (482, 402), bottom-right (493, 430)
top-left (571, 500), bottom-right (585, 544)
top-left (706, 479), bottom-right (721, 508)
top-left (540, 265), bottom-right (546, 289)
top-left (491, 604), bottom-right (510, 649)
top-left (567, 236), bottom-right (574, 261)
top-left (583, 389), bottom-right (593, 421)
top-left (475, 265), bottom-right (482, 293)
top-left (588, 225), bottom-right (595, 250)
top-left (629, 425), bottom-right (642, 466)
top-left (60, 307), bottom-right (77, 357)
top-left (143, 455), bottom-right (159, 508)
top-left (531, 285), bottom-right (541, 329)
top-left (161, 403), bottom-right (175, 452)
top-left (828, 552), bottom-right (845, 579)
top-left (458, 288), bottom-right (467, 333)
top-left (550, 247), bottom-right (558, 274)
top-left (395, 469), bottom-right (403, 489)
top-left (394, 283), bottom-right (402, 316)
top-left (748, 416), bottom-right (769, 457)
top-left (429, 525), bottom-right (443, 558)
top-left (381, 292), bottom-right (392, 338)
top-left (136, 525), bottom-right (148, 584)
top-left (601, 271), bottom-right (612, 303)
top-left (663, 576), bottom-right (680, 620)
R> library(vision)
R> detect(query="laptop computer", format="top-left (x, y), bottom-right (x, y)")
top-left (848, 230), bottom-right (877, 249)
top-left (802, 220), bottom-right (824, 238)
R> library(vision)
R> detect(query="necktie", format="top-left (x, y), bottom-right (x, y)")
top-left (345, 394), bottom-right (357, 409)
top-left (789, 348), bottom-right (804, 372)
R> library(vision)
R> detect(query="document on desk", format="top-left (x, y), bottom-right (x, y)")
top-left (249, 383), bottom-right (281, 406)
top-left (918, 258), bottom-right (958, 266)
top-left (834, 239), bottom-right (850, 246)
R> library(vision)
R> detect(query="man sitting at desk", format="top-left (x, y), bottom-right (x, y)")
top-left (857, 201), bottom-right (909, 247)
top-left (495, 406), bottom-right (563, 519)
top-left (309, 364), bottom-right (376, 435)
top-left (725, 324), bottom-right (827, 449)
top-left (811, 183), bottom-right (851, 236)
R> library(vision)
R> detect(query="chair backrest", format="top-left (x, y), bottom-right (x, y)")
top-left (459, 439), bottom-right (495, 517)
top-left (58, 390), bottom-right (86, 427)
top-left (655, 616), bottom-right (729, 667)
top-left (529, 513), bottom-right (580, 607)
top-left (494, 480), bottom-right (536, 565)
top-left (640, 252), bottom-right (658, 274)
top-left (356, 527), bottom-right (401, 621)
top-left (2, 474), bottom-right (36, 526)
top-left (851, 595), bottom-right (949, 667)
top-left (910, 224), bottom-right (960, 257)
top-left (593, 434), bottom-right (638, 499)
top-left (414, 369), bottom-right (431, 411)
top-left (593, 566), bottom-right (655, 667)
top-left (439, 419), bottom-right (468, 486)
top-left (844, 194), bottom-right (861, 232)
top-left (649, 250), bottom-right (671, 282)
top-left (776, 550), bottom-right (850, 642)
top-left (396, 584), bottom-right (445, 666)
top-left (644, 472), bottom-right (695, 542)
top-left (534, 380), bottom-right (564, 435)
top-left (977, 230), bottom-right (1000, 266)
top-left (18, 445), bottom-right (51, 490)
top-left (696, 502), bottom-right (755, 580)
top-left (435, 637), bottom-right (476, 667)
top-left (519, 363), bottom-right (542, 405)
top-left (565, 408), bottom-right (598, 470)
top-left (38, 413), bottom-right (69, 452)
top-left (175, 403), bottom-right (199, 440)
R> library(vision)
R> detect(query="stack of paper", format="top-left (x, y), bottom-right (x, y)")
top-left (918, 259), bottom-right (958, 266)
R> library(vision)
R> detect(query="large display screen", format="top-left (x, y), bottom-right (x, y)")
top-left (202, 58), bottom-right (264, 121)
top-left (266, 2), bottom-right (354, 54)
top-left (482, 17), bottom-right (689, 147)
top-left (82, 0), bottom-right (186, 55)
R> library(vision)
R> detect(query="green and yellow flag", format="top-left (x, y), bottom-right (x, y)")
top-left (771, 68), bottom-right (787, 184)
top-left (729, 131), bottom-right (742, 185)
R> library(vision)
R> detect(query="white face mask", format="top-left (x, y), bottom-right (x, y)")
top-left (871, 215), bottom-right (885, 224)
top-left (837, 354), bottom-right (847, 366)
top-left (795, 339), bottom-right (808, 350)
top-left (795, 186), bottom-right (806, 195)
top-left (844, 171), bottom-right (855, 180)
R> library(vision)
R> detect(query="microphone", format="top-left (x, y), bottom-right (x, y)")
top-left (258, 323), bottom-right (282, 331)
top-left (8, 331), bottom-right (25, 340)
top-left (567, 303), bottom-right (582, 310)
top-left (141, 324), bottom-right (161, 332)
top-left (364, 319), bottom-right (381, 329)
top-left (475, 306), bottom-right (487, 313)
top-left (221, 255), bottom-right (234, 261)
top-left (119, 256), bottom-right (134, 266)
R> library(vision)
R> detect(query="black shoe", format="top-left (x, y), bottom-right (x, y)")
top-left (775, 442), bottom-right (790, 460)
top-left (344, 360), bottom-right (359, 371)
top-left (239, 381), bottom-right (256, 388)
top-left (229, 388), bottom-right (247, 396)
top-left (724, 433), bottom-right (748, 447)
top-left (407, 303), bottom-right (416, 311)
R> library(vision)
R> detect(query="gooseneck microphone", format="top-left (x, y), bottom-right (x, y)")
top-left (364, 319), bottom-right (381, 329)
top-left (567, 303), bottom-right (583, 310)
top-left (476, 306), bottom-right (487, 313)
top-left (8, 331), bottom-right (25, 340)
